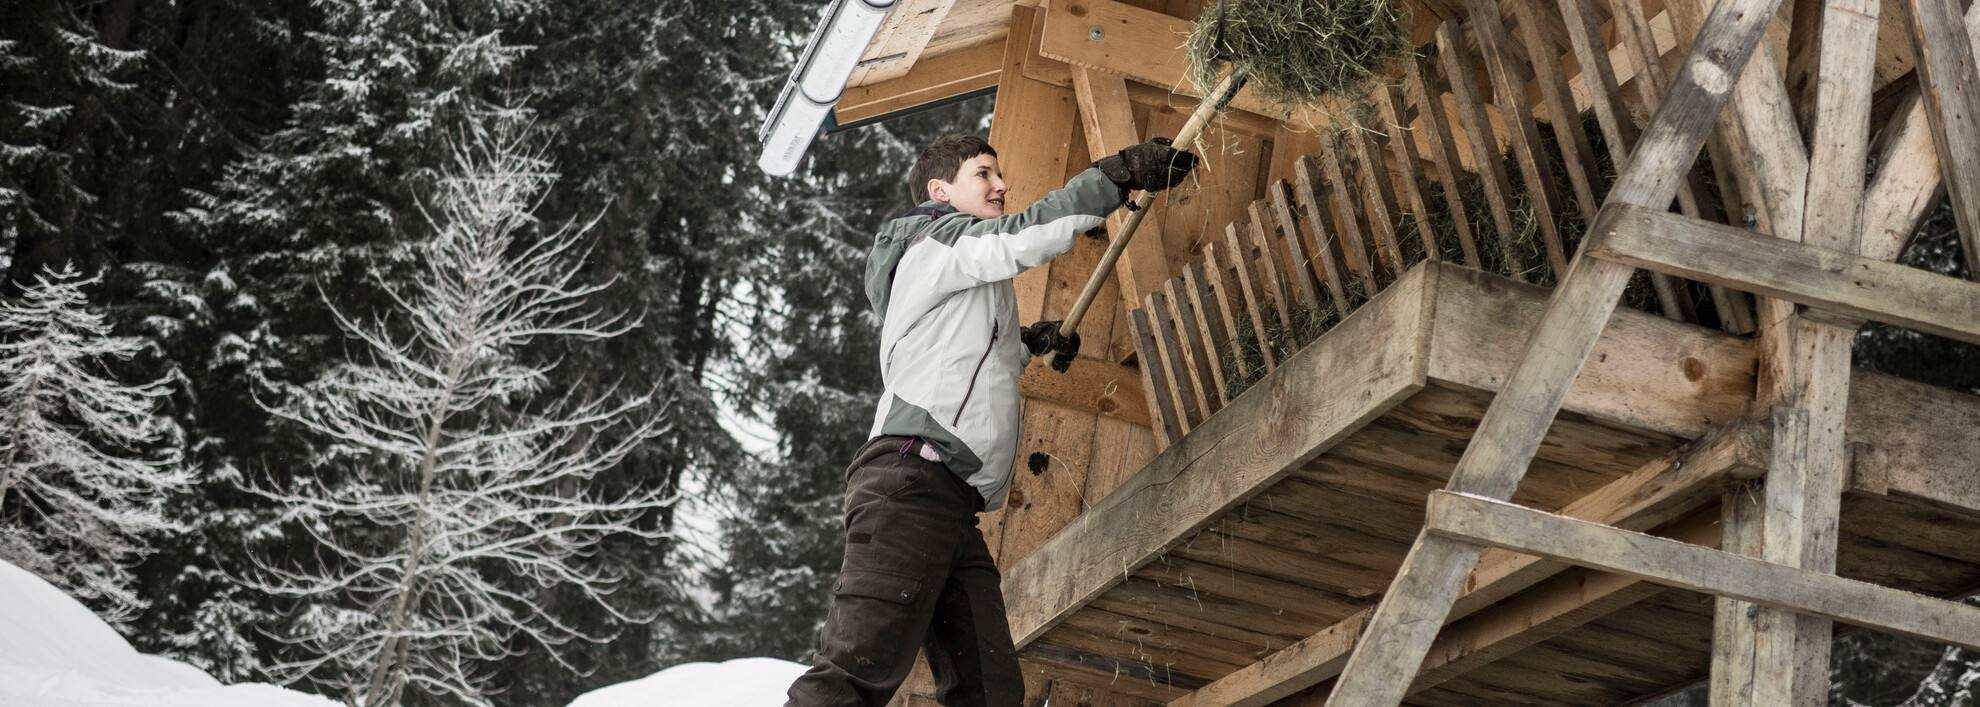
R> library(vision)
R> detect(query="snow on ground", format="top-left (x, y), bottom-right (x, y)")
top-left (3, 556), bottom-right (804, 707)
top-left (568, 657), bottom-right (806, 707)
top-left (0, 559), bottom-right (336, 707)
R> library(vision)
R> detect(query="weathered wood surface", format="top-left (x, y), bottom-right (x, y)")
top-left (1294, 156), bottom-right (1358, 307)
top-left (1424, 491), bottom-right (1980, 650)
top-left (1465, 0), bottom-right (1571, 275)
top-left (1223, 223), bottom-right (1279, 370)
top-left (837, 41), bottom-right (1000, 124)
top-left (1585, 203), bottom-right (1980, 345)
top-left (1179, 262), bottom-right (1231, 407)
top-left (1268, 181), bottom-right (1326, 312)
top-left (1374, 85), bottom-right (1442, 263)
top-left (1170, 415), bottom-right (1766, 707)
top-left (1129, 307), bottom-right (1180, 449)
top-left (1002, 265), bottom-right (1434, 648)
top-left (1018, 356), bottom-right (1149, 427)
top-left (1437, 20), bottom-right (1529, 279)
top-left (1405, 54), bottom-right (1484, 267)
top-left (1146, 292), bottom-right (1202, 431)
top-left (1329, 0), bottom-right (1794, 696)
top-left (1898, 0), bottom-right (1980, 278)
top-left (1317, 131), bottom-right (1383, 290)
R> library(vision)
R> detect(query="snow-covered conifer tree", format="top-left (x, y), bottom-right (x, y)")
top-left (247, 120), bottom-right (672, 707)
top-left (0, 264), bottom-right (184, 619)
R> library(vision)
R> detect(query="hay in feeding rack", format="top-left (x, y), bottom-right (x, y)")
top-left (1186, 0), bottom-right (1410, 111)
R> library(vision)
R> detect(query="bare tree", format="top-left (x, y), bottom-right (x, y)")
top-left (248, 121), bottom-right (672, 706)
top-left (0, 264), bottom-right (185, 620)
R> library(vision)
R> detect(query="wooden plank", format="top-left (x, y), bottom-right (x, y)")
top-left (1168, 611), bottom-right (1370, 707)
top-left (1036, 0), bottom-right (1276, 119)
top-left (1316, 130), bottom-right (1384, 289)
top-left (1799, 0), bottom-right (1882, 254)
top-left (1003, 264), bottom-right (1434, 649)
top-left (1859, 0), bottom-right (1980, 261)
top-left (1422, 491), bottom-right (1980, 650)
top-left (1269, 180), bottom-right (1327, 312)
top-left (1294, 156), bottom-right (1358, 308)
top-left (1137, 555), bottom-right (1368, 623)
top-left (1199, 243), bottom-right (1245, 348)
top-left (836, 42), bottom-right (1001, 124)
top-left (1328, 0), bottom-right (1790, 697)
top-left (1515, 0), bottom-right (1602, 216)
top-left (1710, 486), bottom-right (1765, 705)
top-left (1436, 20), bottom-right (1530, 280)
top-left (848, 0), bottom-right (960, 86)
top-left (1180, 261), bottom-right (1232, 407)
top-left (1146, 292), bottom-right (1203, 431)
top-left (1176, 416), bottom-right (1763, 707)
top-left (1348, 123), bottom-right (1410, 277)
top-left (1165, 278), bottom-right (1221, 417)
top-left (1001, 398), bottom-right (1101, 567)
top-left (1898, 0), bottom-right (1980, 278)
top-left (1584, 203), bottom-right (1980, 344)
top-left (1020, 356), bottom-right (1150, 427)
top-left (991, 6), bottom-right (1079, 324)
top-left (1374, 85), bottom-right (1444, 265)
top-left (1464, 0), bottom-right (1572, 275)
top-left (1074, 67), bottom-right (1171, 304)
top-left (1026, 643), bottom-right (1202, 699)
top-left (1247, 200), bottom-right (1296, 330)
top-left (1554, 0), bottom-right (1640, 172)
top-left (1405, 54), bottom-right (1485, 267)
top-left (1223, 223), bottom-right (1280, 371)
top-left (1129, 307), bottom-right (1181, 449)
top-left (1861, 84), bottom-right (1945, 262)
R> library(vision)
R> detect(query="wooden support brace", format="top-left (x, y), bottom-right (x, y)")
top-left (1585, 203), bottom-right (1980, 345)
top-left (1326, 0), bottom-right (1789, 699)
top-left (1897, 0), bottom-right (1980, 278)
top-left (1422, 491), bottom-right (1980, 651)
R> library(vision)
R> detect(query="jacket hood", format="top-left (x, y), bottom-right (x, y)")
top-left (864, 201), bottom-right (954, 319)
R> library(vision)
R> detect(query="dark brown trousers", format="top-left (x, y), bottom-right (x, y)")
top-left (785, 436), bottom-right (1023, 707)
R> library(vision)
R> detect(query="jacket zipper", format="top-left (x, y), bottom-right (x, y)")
top-left (953, 321), bottom-right (999, 425)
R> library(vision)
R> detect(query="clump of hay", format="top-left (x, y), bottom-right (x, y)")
top-left (1186, 0), bottom-right (1410, 111)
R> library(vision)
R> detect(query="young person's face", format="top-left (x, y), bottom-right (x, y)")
top-left (928, 153), bottom-right (1007, 219)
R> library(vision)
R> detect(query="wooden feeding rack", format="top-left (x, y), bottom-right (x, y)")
top-left (820, 0), bottom-right (1980, 705)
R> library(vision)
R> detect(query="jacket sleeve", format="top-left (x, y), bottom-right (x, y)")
top-left (897, 168), bottom-right (1123, 295)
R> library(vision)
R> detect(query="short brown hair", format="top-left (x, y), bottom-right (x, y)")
top-left (910, 134), bottom-right (997, 203)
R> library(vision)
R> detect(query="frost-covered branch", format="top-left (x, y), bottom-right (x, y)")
top-left (244, 119), bottom-right (672, 707)
top-left (0, 264), bottom-right (186, 621)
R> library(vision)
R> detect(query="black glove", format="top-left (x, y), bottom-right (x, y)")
top-left (1020, 320), bottom-right (1081, 373)
top-left (1093, 137), bottom-right (1199, 193)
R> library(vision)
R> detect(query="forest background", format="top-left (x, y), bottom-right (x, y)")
top-left (0, 0), bottom-right (1975, 705)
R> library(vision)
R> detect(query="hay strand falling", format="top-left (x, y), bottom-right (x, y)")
top-left (1186, 0), bottom-right (1410, 111)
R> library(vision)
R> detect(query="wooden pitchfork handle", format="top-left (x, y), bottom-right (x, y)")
top-left (1047, 67), bottom-right (1248, 372)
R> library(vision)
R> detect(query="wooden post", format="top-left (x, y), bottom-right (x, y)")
top-left (1326, 0), bottom-right (1789, 699)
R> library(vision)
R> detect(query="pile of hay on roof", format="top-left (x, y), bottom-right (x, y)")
top-left (1185, 0), bottom-right (1410, 111)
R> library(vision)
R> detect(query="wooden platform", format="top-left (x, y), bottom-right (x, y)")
top-left (1003, 261), bottom-right (1980, 705)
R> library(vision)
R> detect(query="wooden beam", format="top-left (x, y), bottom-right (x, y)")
top-left (849, 0), bottom-right (961, 86)
top-left (1074, 67), bottom-right (1170, 305)
top-left (1422, 491), bottom-right (1980, 650)
top-left (1038, 0), bottom-right (1276, 119)
top-left (1019, 356), bottom-right (1150, 427)
top-left (1171, 415), bottom-right (1768, 707)
top-left (836, 42), bottom-right (1001, 124)
top-left (991, 6), bottom-right (1078, 324)
top-left (1899, 0), bottom-right (1980, 278)
top-left (1584, 203), bottom-right (1980, 345)
top-left (1327, 0), bottom-right (1790, 696)
top-left (1002, 264), bottom-right (1435, 649)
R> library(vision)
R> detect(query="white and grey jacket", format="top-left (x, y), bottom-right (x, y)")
top-left (863, 167), bottom-right (1122, 511)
